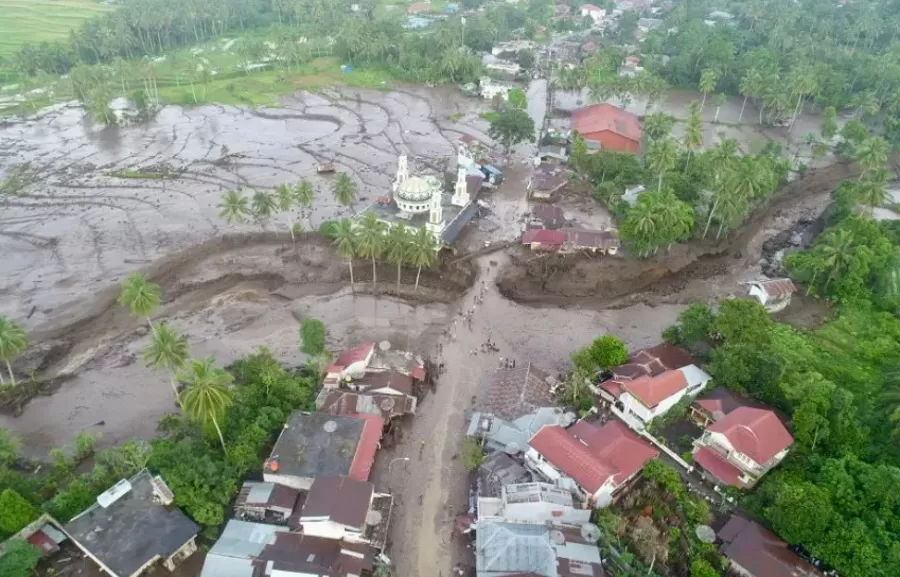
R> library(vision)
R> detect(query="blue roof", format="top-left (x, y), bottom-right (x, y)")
top-left (476, 521), bottom-right (557, 577)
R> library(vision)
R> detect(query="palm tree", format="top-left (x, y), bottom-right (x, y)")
top-left (294, 180), bottom-right (315, 229)
top-left (0, 316), bottom-right (28, 386)
top-left (332, 219), bottom-right (358, 292)
top-left (333, 173), bottom-right (358, 209)
top-left (178, 357), bottom-right (234, 453)
top-left (646, 138), bottom-right (678, 191)
top-left (682, 103), bottom-right (704, 170)
top-left (143, 322), bottom-right (189, 408)
top-left (219, 190), bottom-right (249, 224)
top-left (855, 137), bottom-right (889, 176)
top-left (357, 213), bottom-right (385, 289)
top-left (251, 190), bottom-right (278, 228)
top-left (386, 223), bottom-right (411, 290)
top-left (699, 68), bottom-right (718, 109)
top-left (712, 94), bottom-right (728, 123)
top-left (854, 170), bottom-right (891, 216)
top-left (739, 68), bottom-right (761, 123)
top-left (118, 272), bottom-right (161, 331)
top-left (409, 226), bottom-right (438, 292)
top-left (654, 189), bottom-right (695, 248)
top-left (819, 229), bottom-right (856, 292)
top-left (275, 184), bottom-right (297, 240)
top-left (624, 198), bottom-right (658, 257)
top-left (643, 112), bottom-right (675, 141)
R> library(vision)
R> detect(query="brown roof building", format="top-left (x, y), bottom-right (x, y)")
top-left (571, 104), bottom-right (642, 153)
top-left (718, 516), bottom-right (824, 577)
top-left (476, 363), bottom-right (556, 422)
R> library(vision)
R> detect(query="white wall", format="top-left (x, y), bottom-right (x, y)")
top-left (300, 519), bottom-right (364, 542)
top-left (620, 388), bottom-right (686, 426)
top-left (263, 473), bottom-right (312, 491)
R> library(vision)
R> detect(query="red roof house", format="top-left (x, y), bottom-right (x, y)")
top-left (694, 407), bottom-right (794, 488)
top-left (571, 104), bottom-right (642, 153)
top-left (349, 414), bottom-right (384, 482)
top-left (718, 516), bottom-right (825, 577)
top-left (622, 370), bottom-right (688, 409)
top-left (407, 2), bottom-right (430, 14)
top-left (527, 420), bottom-right (658, 505)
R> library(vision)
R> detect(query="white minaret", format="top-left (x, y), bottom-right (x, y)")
top-left (393, 155), bottom-right (409, 193)
top-left (451, 166), bottom-right (470, 207)
top-left (429, 183), bottom-right (443, 225)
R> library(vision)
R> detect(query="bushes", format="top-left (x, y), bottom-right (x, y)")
top-left (0, 539), bottom-right (41, 577)
top-left (0, 489), bottom-right (37, 536)
top-left (299, 318), bottom-right (326, 355)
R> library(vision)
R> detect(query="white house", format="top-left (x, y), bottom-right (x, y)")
top-left (747, 278), bottom-right (798, 313)
top-left (525, 420), bottom-right (658, 507)
top-left (477, 482), bottom-right (591, 526)
top-left (580, 4), bottom-right (607, 23)
top-left (324, 341), bottom-right (376, 385)
top-left (601, 365), bottom-right (711, 429)
top-left (693, 407), bottom-right (794, 489)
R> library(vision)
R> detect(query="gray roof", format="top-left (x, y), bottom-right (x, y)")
top-left (443, 201), bottom-right (481, 244)
top-left (267, 411), bottom-right (364, 479)
top-left (476, 521), bottom-right (557, 577)
top-left (478, 452), bottom-right (531, 498)
top-left (65, 469), bottom-right (199, 577)
top-left (201, 520), bottom-right (288, 577)
top-left (469, 407), bottom-right (566, 453)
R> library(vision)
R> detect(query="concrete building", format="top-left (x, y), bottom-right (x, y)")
top-left (475, 520), bottom-right (605, 577)
top-left (580, 3), bottom-right (607, 23)
top-left (65, 470), bottom-right (199, 577)
top-left (233, 481), bottom-right (301, 525)
top-left (525, 420), bottom-right (658, 506)
top-left (263, 411), bottom-right (383, 490)
top-left (571, 103), bottom-right (642, 153)
top-left (747, 278), bottom-right (798, 313)
top-left (521, 228), bottom-right (620, 254)
top-left (718, 516), bottom-right (824, 577)
top-left (297, 476), bottom-right (393, 550)
top-left (693, 407), bottom-right (794, 489)
top-left (478, 482), bottom-right (591, 526)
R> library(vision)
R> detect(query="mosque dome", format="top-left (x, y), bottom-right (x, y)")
top-left (396, 175), bottom-right (442, 202)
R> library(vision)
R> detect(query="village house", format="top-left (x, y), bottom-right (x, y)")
top-left (200, 520), bottom-right (379, 577)
top-left (296, 476), bottom-right (393, 551)
top-left (0, 514), bottom-right (67, 558)
top-left (478, 452), bottom-right (532, 498)
top-left (527, 165), bottom-right (568, 201)
top-left (717, 516), bottom-right (825, 577)
top-left (580, 3), bottom-right (607, 23)
top-left (322, 340), bottom-right (425, 394)
top-left (64, 470), bottom-right (199, 577)
top-left (407, 1), bottom-right (430, 14)
top-left (233, 481), bottom-right (302, 525)
top-left (521, 228), bottom-right (620, 255)
top-left (263, 411), bottom-right (383, 490)
top-left (693, 406), bottom-right (794, 488)
top-left (482, 54), bottom-right (522, 76)
top-left (525, 420), bottom-right (659, 507)
top-left (571, 103), bottom-right (642, 153)
top-left (478, 482), bottom-right (591, 527)
top-left (689, 386), bottom-right (751, 427)
top-left (528, 204), bottom-right (567, 230)
top-left (475, 520), bottom-right (605, 577)
top-left (747, 278), bottom-right (798, 313)
top-left (596, 343), bottom-right (711, 429)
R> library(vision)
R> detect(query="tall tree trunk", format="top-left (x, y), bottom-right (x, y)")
top-left (703, 197), bottom-right (720, 238)
top-left (348, 259), bottom-right (355, 293)
top-left (415, 266), bottom-right (422, 292)
top-left (396, 261), bottom-right (402, 290)
top-left (739, 96), bottom-right (747, 122)
top-left (212, 415), bottom-right (227, 454)
top-left (371, 256), bottom-right (377, 289)
top-left (169, 376), bottom-right (183, 409)
top-left (5, 361), bottom-right (14, 387)
top-left (701, 92), bottom-right (707, 109)
top-left (146, 317), bottom-right (156, 333)
top-left (286, 215), bottom-right (295, 242)
top-left (759, 104), bottom-right (765, 125)
top-left (657, 172), bottom-right (663, 191)
top-left (790, 94), bottom-right (803, 132)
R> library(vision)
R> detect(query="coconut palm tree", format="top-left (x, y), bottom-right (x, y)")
top-left (712, 93), bottom-right (728, 123)
top-left (219, 190), bottom-right (249, 224)
top-left (333, 173), bottom-right (358, 209)
top-left (178, 357), bottom-right (234, 453)
top-left (646, 138), bottom-right (678, 191)
top-left (294, 180), bottom-right (315, 229)
top-left (118, 272), bottom-right (161, 331)
top-left (853, 170), bottom-right (891, 215)
top-left (819, 229), bottom-right (856, 292)
top-left (643, 112), bottom-right (675, 142)
top-left (699, 68), bottom-right (718, 109)
top-left (357, 213), bottom-right (385, 290)
top-left (855, 136), bottom-right (889, 176)
top-left (143, 322), bottom-right (190, 408)
top-left (623, 198), bottom-right (658, 257)
top-left (409, 226), bottom-right (438, 292)
top-left (251, 190), bottom-right (278, 229)
top-left (739, 68), bottom-right (762, 123)
top-left (654, 189), bottom-right (695, 248)
top-left (0, 316), bottom-right (28, 386)
top-left (682, 103), bottom-right (704, 170)
top-left (386, 223), bottom-right (412, 290)
top-left (275, 184), bottom-right (297, 240)
top-left (332, 219), bottom-right (358, 292)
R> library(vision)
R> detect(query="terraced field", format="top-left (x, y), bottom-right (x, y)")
top-left (0, 0), bottom-right (111, 57)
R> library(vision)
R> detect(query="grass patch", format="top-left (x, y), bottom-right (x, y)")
top-left (0, 0), bottom-right (112, 58)
top-left (104, 169), bottom-right (169, 180)
top-left (480, 111), bottom-right (499, 122)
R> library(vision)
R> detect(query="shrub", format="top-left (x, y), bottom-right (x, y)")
top-left (299, 318), bottom-right (326, 355)
top-left (0, 489), bottom-right (38, 535)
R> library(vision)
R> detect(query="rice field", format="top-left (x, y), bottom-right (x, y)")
top-left (0, 0), bottom-right (112, 57)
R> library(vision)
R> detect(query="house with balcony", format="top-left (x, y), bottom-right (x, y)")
top-left (693, 407), bottom-right (794, 489)
top-left (525, 420), bottom-right (658, 507)
top-left (477, 482), bottom-right (591, 527)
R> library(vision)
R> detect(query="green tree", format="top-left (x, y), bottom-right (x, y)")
top-left (333, 173), bottom-right (358, 209)
top-left (683, 102), bottom-right (704, 170)
top-left (275, 183), bottom-right (297, 240)
top-left (585, 335), bottom-right (628, 369)
top-left (118, 272), bottom-right (161, 331)
top-left (488, 108), bottom-right (535, 154)
top-left (853, 171), bottom-right (890, 216)
top-left (667, 302), bottom-right (714, 350)
top-left (357, 213), bottom-right (385, 289)
top-left (820, 228), bottom-right (857, 292)
top-left (699, 68), bottom-right (718, 109)
top-left (646, 138), bottom-right (678, 190)
top-left (690, 558), bottom-right (720, 577)
top-left (178, 357), bottom-right (234, 453)
top-left (462, 437), bottom-right (486, 471)
top-left (821, 106), bottom-right (838, 140)
top-left (409, 226), bottom-right (438, 292)
top-left (507, 87), bottom-right (528, 110)
top-left (294, 180), bottom-right (315, 229)
top-left (571, 132), bottom-right (589, 172)
top-left (0, 316), bottom-right (27, 386)
top-left (738, 68), bottom-right (762, 123)
top-left (0, 428), bottom-right (21, 466)
top-left (219, 190), bottom-right (249, 224)
top-left (855, 136), bottom-right (889, 176)
top-left (0, 539), bottom-right (41, 577)
top-left (331, 219), bottom-right (358, 291)
top-left (143, 322), bottom-right (190, 409)
top-left (300, 318), bottom-right (326, 355)
top-left (712, 93), bottom-right (728, 122)
top-left (711, 299), bottom-right (772, 345)
top-left (643, 112), bottom-right (675, 141)
top-left (251, 189), bottom-right (278, 228)
top-left (0, 489), bottom-right (37, 535)
top-left (386, 223), bottom-right (412, 290)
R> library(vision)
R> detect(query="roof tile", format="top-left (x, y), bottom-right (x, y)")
top-left (708, 407), bottom-right (793, 463)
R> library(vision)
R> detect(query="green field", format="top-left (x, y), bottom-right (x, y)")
top-left (0, 0), bottom-right (112, 57)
